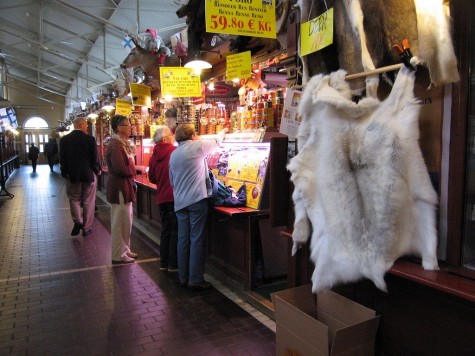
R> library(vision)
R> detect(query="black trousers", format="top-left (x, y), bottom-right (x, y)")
top-left (159, 201), bottom-right (178, 269)
top-left (31, 159), bottom-right (38, 172)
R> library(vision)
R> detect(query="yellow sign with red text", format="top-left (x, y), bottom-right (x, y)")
top-left (300, 8), bottom-right (334, 57)
top-left (206, 0), bottom-right (276, 39)
top-left (226, 51), bottom-right (251, 81)
top-left (160, 67), bottom-right (202, 97)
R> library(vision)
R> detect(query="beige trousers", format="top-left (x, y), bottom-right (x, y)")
top-left (110, 192), bottom-right (133, 261)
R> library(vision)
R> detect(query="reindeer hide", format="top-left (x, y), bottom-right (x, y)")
top-left (297, 0), bottom-right (458, 88)
top-left (288, 66), bottom-right (439, 293)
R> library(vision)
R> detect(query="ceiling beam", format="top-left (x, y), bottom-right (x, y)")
top-left (0, 29), bottom-right (117, 80)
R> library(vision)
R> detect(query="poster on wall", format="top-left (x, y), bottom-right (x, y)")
top-left (207, 143), bottom-right (270, 209)
top-left (279, 89), bottom-right (302, 139)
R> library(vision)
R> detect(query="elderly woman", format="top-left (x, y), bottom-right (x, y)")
top-left (106, 115), bottom-right (144, 264)
top-left (169, 124), bottom-right (227, 289)
top-left (148, 126), bottom-right (178, 272)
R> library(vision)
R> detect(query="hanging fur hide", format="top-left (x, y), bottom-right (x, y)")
top-left (413, 0), bottom-right (460, 86)
top-left (288, 66), bottom-right (439, 293)
top-left (296, 0), bottom-right (458, 88)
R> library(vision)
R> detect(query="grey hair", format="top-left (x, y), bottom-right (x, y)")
top-left (73, 116), bottom-right (87, 128)
top-left (153, 125), bottom-right (170, 143)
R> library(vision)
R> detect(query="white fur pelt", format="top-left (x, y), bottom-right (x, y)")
top-left (287, 66), bottom-right (439, 293)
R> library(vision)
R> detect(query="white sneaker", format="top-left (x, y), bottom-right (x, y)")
top-left (126, 251), bottom-right (138, 258)
top-left (112, 256), bottom-right (135, 264)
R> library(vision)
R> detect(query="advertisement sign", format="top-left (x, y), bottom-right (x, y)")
top-left (300, 8), bottom-right (334, 57)
top-left (129, 84), bottom-right (152, 108)
top-left (206, 0), bottom-right (276, 39)
top-left (226, 51), bottom-right (252, 81)
top-left (160, 67), bottom-right (202, 97)
top-left (115, 99), bottom-right (133, 117)
top-left (279, 89), bottom-right (302, 139)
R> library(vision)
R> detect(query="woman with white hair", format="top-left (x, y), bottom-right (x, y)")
top-left (148, 125), bottom-right (178, 272)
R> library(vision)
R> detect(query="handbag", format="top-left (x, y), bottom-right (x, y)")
top-left (208, 169), bottom-right (246, 207)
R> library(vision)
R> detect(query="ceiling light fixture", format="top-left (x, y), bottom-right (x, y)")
top-left (87, 113), bottom-right (98, 121)
top-left (101, 103), bottom-right (115, 113)
top-left (184, 50), bottom-right (221, 75)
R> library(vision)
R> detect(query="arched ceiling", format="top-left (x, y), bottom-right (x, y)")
top-left (0, 0), bottom-right (187, 108)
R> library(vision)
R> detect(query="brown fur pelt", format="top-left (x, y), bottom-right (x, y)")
top-left (360, 0), bottom-right (418, 70)
top-left (297, 0), bottom-right (458, 89)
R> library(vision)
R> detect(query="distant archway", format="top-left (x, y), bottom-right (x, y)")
top-left (24, 116), bottom-right (49, 128)
top-left (23, 116), bottom-right (51, 163)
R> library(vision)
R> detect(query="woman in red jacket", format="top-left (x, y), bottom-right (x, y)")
top-left (148, 126), bottom-right (178, 272)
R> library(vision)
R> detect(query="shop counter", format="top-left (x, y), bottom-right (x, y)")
top-left (207, 206), bottom-right (271, 290)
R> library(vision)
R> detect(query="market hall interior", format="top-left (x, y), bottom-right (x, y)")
top-left (0, 163), bottom-right (276, 355)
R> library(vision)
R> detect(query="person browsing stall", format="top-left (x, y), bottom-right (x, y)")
top-left (169, 124), bottom-right (227, 289)
top-left (106, 115), bottom-right (145, 264)
top-left (148, 126), bottom-right (178, 272)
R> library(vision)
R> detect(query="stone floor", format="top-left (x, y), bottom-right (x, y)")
top-left (0, 164), bottom-right (276, 355)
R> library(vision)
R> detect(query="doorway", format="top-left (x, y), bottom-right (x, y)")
top-left (24, 131), bottom-right (49, 164)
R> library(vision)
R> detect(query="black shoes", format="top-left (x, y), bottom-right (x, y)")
top-left (71, 223), bottom-right (83, 236)
top-left (188, 281), bottom-right (212, 290)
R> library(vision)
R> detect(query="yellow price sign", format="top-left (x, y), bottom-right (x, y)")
top-left (226, 51), bottom-right (251, 81)
top-left (129, 83), bottom-right (152, 108)
top-left (206, 0), bottom-right (276, 39)
top-left (160, 67), bottom-right (202, 98)
top-left (300, 8), bottom-right (334, 57)
top-left (115, 99), bottom-right (133, 116)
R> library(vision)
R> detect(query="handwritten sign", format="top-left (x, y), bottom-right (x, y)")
top-left (115, 99), bottom-right (133, 116)
top-left (206, 0), bottom-right (276, 39)
top-left (300, 8), bottom-right (334, 57)
top-left (129, 84), bottom-right (152, 108)
top-left (226, 51), bottom-right (251, 81)
top-left (160, 67), bottom-right (202, 97)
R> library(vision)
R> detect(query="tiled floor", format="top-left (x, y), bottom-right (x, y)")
top-left (0, 164), bottom-right (276, 355)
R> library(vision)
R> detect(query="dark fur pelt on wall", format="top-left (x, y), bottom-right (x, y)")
top-left (176, 0), bottom-right (205, 63)
top-left (360, 0), bottom-right (418, 70)
top-left (296, 0), bottom-right (459, 88)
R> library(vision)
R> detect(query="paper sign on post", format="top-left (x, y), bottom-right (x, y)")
top-left (115, 99), bottom-right (133, 116)
top-left (279, 89), bottom-right (302, 139)
top-left (129, 84), bottom-right (152, 108)
top-left (226, 51), bottom-right (251, 81)
top-left (206, 0), bottom-right (276, 39)
top-left (160, 67), bottom-right (202, 98)
top-left (300, 8), bottom-right (334, 57)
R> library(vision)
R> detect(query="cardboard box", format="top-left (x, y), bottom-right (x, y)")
top-left (272, 285), bottom-right (380, 356)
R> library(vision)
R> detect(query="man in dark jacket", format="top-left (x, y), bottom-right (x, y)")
top-left (60, 117), bottom-right (101, 236)
top-left (44, 138), bottom-right (58, 171)
top-left (28, 143), bottom-right (40, 173)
